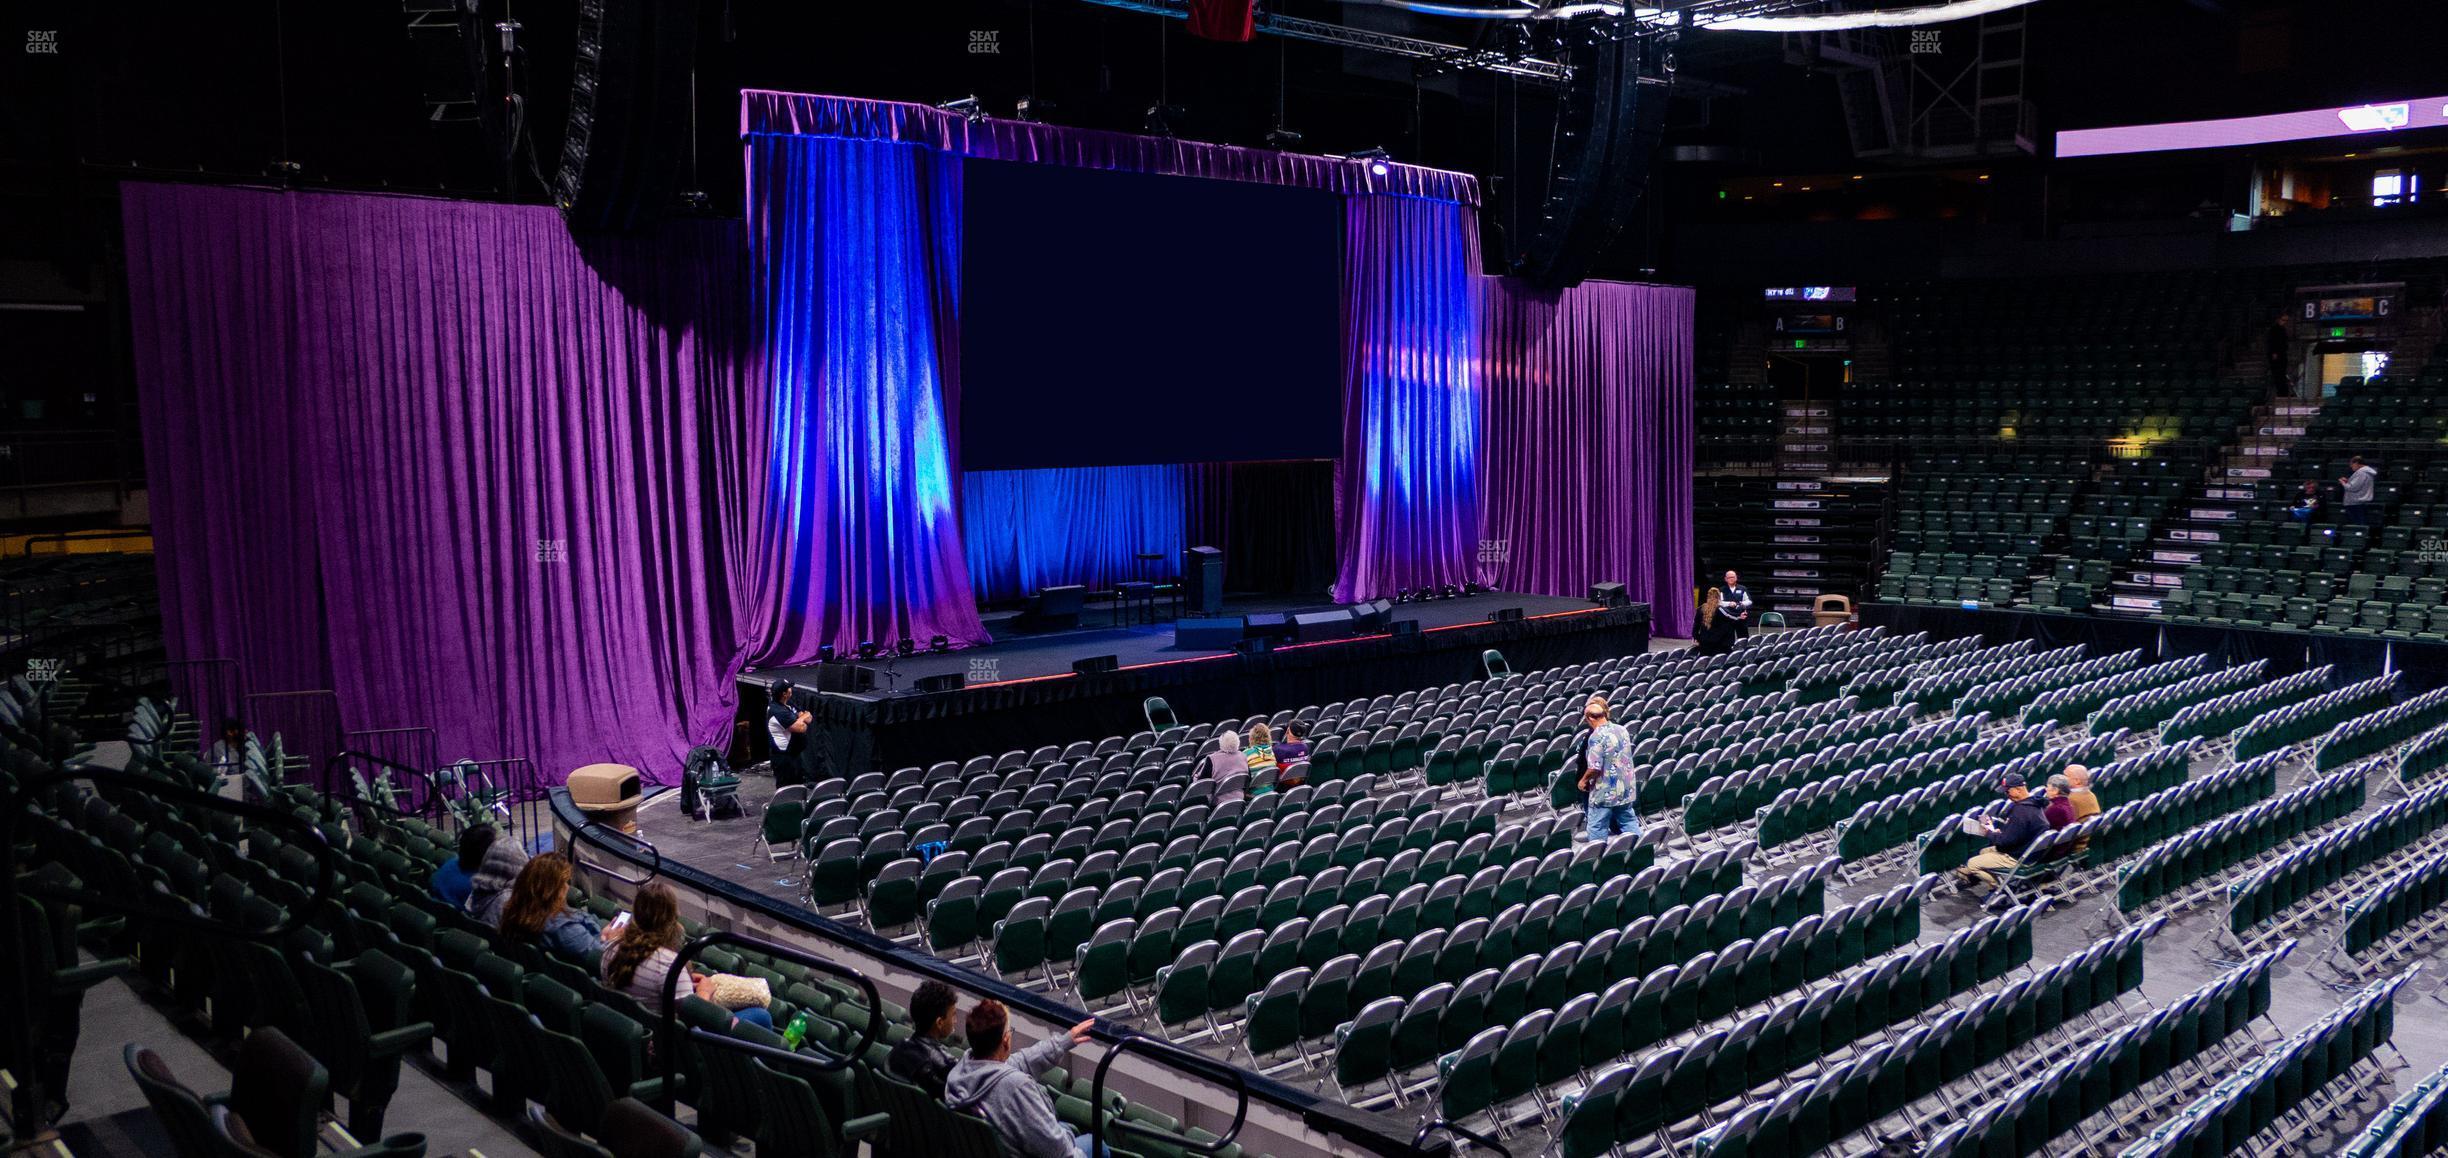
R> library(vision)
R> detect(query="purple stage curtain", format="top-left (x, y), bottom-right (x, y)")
top-left (1334, 196), bottom-right (1486, 603)
top-left (1479, 277), bottom-right (1695, 635)
top-left (742, 133), bottom-right (989, 661)
top-left (741, 91), bottom-right (1480, 204)
top-left (121, 182), bottom-right (753, 783)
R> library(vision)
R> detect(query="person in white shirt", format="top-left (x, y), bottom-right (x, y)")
top-left (2339, 456), bottom-right (2379, 526)
top-left (1720, 571), bottom-right (1755, 638)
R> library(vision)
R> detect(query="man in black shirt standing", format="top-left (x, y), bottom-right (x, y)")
top-left (765, 679), bottom-right (812, 787)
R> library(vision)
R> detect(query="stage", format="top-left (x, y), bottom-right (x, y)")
top-left (730, 591), bottom-right (1651, 772)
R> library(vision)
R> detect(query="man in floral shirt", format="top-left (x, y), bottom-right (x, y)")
top-left (1576, 700), bottom-right (1638, 841)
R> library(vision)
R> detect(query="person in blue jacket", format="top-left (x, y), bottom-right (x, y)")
top-left (429, 824), bottom-right (496, 910)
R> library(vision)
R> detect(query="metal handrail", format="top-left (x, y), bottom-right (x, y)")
top-left (324, 748), bottom-right (447, 821)
top-left (1090, 1032), bottom-right (1249, 1155)
top-left (572, 820), bottom-right (662, 886)
top-left (2, 767), bottom-right (341, 1137)
top-left (655, 929), bottom-right (884, 1115)
top-left (1412, 1119), bottom-right (1512, 1157)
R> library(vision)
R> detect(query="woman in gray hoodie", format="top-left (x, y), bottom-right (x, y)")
top-left (944, 1000), bottom-right (1101, 1158)
top-left (464, 836), bottom-right (530, 927)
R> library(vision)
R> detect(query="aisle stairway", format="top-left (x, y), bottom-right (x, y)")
top-left (2106, 393), bottom-right (2323, 613)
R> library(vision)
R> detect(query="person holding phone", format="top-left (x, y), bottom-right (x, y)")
top-left (601, 882), bottom-right (773, 1028)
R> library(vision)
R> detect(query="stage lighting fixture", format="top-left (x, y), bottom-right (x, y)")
top-left (817, 644), bottom-right (837, 663)
top-left (896, 638), bottom-right (917, 658)
top-left (858, 641), bottom-right (881, 661)
top-left (1463, 581), bottom-right (1487, 596)
top-left (1345, 146), bottom-right (1392, 176)
top-left (1264, 127), bottom-right (1304, 150)
top-left (1015, 96), bottom-right (1051, 123)
top-left (1144, 103), bottom-right (1187, 137)
top-left (937, 95), bottom-right (988, 124)
top-left (929, 635), bottom-right (951, 653)
top-left (1441, 584), bottom-right (1461, 600)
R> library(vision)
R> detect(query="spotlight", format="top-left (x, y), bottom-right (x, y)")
top-left (896, 638), bottom-right (917, 658)
top-left (1264, 127), bottom-right (1304, 150)
top-left (1441, 584), bottom-right (1461, 600)
top-left (1345, 146), bottom-right (1392, 177)
top-left (858, 641), bottom-right (881, 661)
top-left (937, 95), bottom-right (988, 124)
top-left (1015, 96), bottom-right (1052, 123)
top-left (817, 644), bottom-right (837, 664)
top-left (1463, 581), bottom-right (1487, 596)
top-left (929, 635), bottom-right (951, 653)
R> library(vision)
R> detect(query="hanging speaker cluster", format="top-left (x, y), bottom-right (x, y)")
top-left (556, 0), bottom-right (699, 232)
top-left (1511, 25), bottom-right (1671, 288)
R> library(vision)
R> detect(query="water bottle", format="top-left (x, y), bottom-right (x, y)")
top-left (782, 1011), bottom-right (810, 1049)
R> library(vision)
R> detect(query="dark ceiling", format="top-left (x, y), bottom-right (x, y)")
top-left (5, 0), bottom-right (2447, 278)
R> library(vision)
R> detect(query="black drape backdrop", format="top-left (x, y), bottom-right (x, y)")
top-left (1220, 461), bottom-right (1338, 597)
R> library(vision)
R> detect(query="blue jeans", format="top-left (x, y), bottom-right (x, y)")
top-left (732, 1006), bottom-right (774, 1030)
top-left (1585, 801), bottom-right (1639, 842)
top-left (1073, 1134), bottom-right (1110, 1158)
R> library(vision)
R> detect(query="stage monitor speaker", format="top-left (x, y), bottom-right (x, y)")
top-left (1182, 546), bottom-right (1224, 615)
top-left (912, 673), bottom-right (964, 694)
top-left (1243, 612), bottom-right (1290, 640)
top-left (1176, 618), bottom-right (1245, 650)
top-left (813, 664), bottom-right (875, 693)
top-left (1370, 598), bottom-right (1396, 628)
top-left (1072, 655), bottom-right (1120, 676)
top-left (1589, 581), bottom-right (1628, 607)
top-left (1234, 635), bottom-right (1274, 656)
top-left (556, 0), bottom-right (700, 232)
top-left (1389, 618), bottom-right (1421, 639)
top-left (1291, 609), bottom-right (1356, 642)
top-left (1490, 607), bottom-right (1526, 624)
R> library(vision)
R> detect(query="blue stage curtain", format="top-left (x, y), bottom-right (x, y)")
top-left (962, 466), bottom-right (1195, 604)
top-left (1335, 195), bottom-right (1484, 602)
top-left (743, 133), bottom-right (989, 661)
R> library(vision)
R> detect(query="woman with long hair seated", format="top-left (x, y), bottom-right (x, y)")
top-left (601, 882), bottom-right (773, 1028)
top-left (494, 851), bottom-right (608, 967)
top-left (1692, 587), bottom-right (1739, 656)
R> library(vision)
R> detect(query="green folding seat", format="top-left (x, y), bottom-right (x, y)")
top-left (2315, 599), bottom-right (2358, 633)
top-left (2355, 600), bottom-right (2393, 636)
top-left (2424, 606), bottom-right (2448, 641)
top-left (2283, 597), bottom-right (2318, 631)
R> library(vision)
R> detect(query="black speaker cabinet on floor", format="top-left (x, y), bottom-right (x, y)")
top-left (1176, 618), bottom-right (1245, 650)
top-left (1072, 655), bottom-right (1120, 676)
top-left (1589, 581), bottom-right (1628, 607)
top-left (1291, 609), bottom-right (1356, 642)
top-left (1182, 546), bottom-right (1224, 615)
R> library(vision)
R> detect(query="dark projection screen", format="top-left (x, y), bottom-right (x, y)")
top-left (959, 158), bottom-right (1342, 471)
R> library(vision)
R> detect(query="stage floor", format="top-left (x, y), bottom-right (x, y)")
top-left (745, 590), bottom-right (1598, 698)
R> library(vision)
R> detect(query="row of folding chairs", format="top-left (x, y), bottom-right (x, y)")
top-left (1897, 643), bottom-right (2091, 713)
top-left (1642, 703), bottom-right (1923, 817)
top-left (1158, 859), bottom-right (1839, 1058)
top-left (1837, 730), bottom-right (2131, 864)
top-left (1884, 942), bottom-right (2296, 1158)
top-left (2340, 849), bottom-right (2448, 966)
top-left (1680, 914), bottom-right (2160, 1158)
top-left (1547, 898), bottom-right (2064, 1149)
top-left (2087, 659), bottom-right (2270, 736)
top-left (990, 826), bottom-right (1656, 986)
top-left (1624, 696), bottom-right (1856, 791)
top-left (1840, 643), bottom-right (2041, 709)
top-left (2403, 721), bottom-right (2448, 787)
top-left (2344, 1058), bottom-right (2448, 1158)
top-left (1756, 722), bottom-right (2055, 851)
top-left (2321, 686), bottom-right (2448, 773)
top-left (2226, 775), bottom-right (2448, 941)
top-left (2112, 761), bottom-right (2358, 916)
top-left (1427, 874), bottom-right (1936, 1141)
top-left (2119, 966), bottom-right (2414, 1158)
top-left (2230, 671), bottom-right (2401, 762)
top-left (1953, 650), bottom-right (2144, 721)
top-left (906, 802), bottom-right (1527, 949)
top-left (1785, 634), bottom-right (1975, 700)
top-left (2162, 665), bottom-right (2338, 747)
top-left (1072, 835), bottom-right (1701, 1018)
top-left (883, 790), bottom-right (1506, 924)
top-left (1683, 714), bottom-right (1987, 837)
top-left (1255, 861), bottom-right (1785, 1084)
